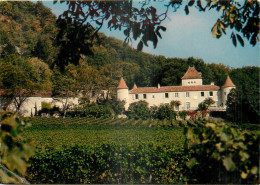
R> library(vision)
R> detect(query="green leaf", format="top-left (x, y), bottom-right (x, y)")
top-left (232, 33), bottom-right (237, 47)
top-left (236, 34), bottom-right (244, 47)
top-left (251, 166), bottom-right (258, 175)
top-left (223, 156), bottom-right (236, 171)
top-left (184, 5), bottom-right (189, 15)
top-left (211, 22), bottom-right (218, 38)
top-left (239, 151), bottom-right (249, 162)
top-left (188, 0), bottom-right (195, 6)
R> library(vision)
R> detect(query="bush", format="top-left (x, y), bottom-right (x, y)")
top-left (198, 97), bottom-right (215, 111)
top-left (178, 111), bottom-right (189, 120)
top-left (38, 102), bottom-right (60, 116)
top-left (185, 122), bottom-right (259, 184)
top-left (98, 99), bottom-right (125, 117)
top-left (127, 101), bottom-right (150, 120)
top-left (156, 104), bottom-right (176, 120)
top-left (83, 103), bottom-right (113, 118)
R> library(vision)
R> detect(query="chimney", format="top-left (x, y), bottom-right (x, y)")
top-left (158, 83), bottom-right (160, 89)
top-left (211, 82), bottom-right (214, 85)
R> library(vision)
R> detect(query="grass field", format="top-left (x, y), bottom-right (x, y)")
top-left (23, 117), bottom-right (186, 150)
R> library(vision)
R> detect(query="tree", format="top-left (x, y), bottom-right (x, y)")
top-left (52, 67), bottom-right (78, 117)
top-left (0, 56), bottom-right (53, 113)
top-left (55, 0), bottom-right (259, 55)
top-left (55, 17), bottom-right (96, 72)
top-left (127, 100), bottom-right (150, 120)
top-left (227, 67), bottom-right (259, 124)
top-left (66, 61), bottom-right (102, 102)
top-left (0, 1), bottom-right (57, 59)
top-left (0, 56), bottom-right (36, 113)
top-left (28, 57), bottom-right (53, 92)
top-left (198, 97), bottom-right (215, 111)
top-left (100, 63), bottom-right (123, 98)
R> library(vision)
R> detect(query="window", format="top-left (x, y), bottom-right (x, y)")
top-left (191, 81), bottom-right (193, 84)
top-left (165, 93), bottom-right (169, 98)
top-left (152, 95), bottom-right (155, 98)
top-left (143, 94), bottom-right (147, 99)
top-left (175, 105), bottom-right (179, 111)
top-left (224, 92), bottom-right (226, 95)
top-left (186, 92), bottom-right (189, 97)
top-left (209, 91), bottom-right (213, 96)
top-left (175, 93), bottom-right (178, 97)
top-left (186, 102), bottom-right (190, 110)
top-left (201, 92), bottom-right (204, 97)
top-left (188, 82), bottom-right (190, 84)
top-left (135, 94), bottom-right (138, 99)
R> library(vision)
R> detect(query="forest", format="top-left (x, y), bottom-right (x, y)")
top-left (0, 1), bottom-right (258, 124)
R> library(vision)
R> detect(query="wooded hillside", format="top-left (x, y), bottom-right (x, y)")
top-left (0, 1), bottom-right (259, 123)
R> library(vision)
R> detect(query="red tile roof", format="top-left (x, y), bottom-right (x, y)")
top-left (132, 83), bottom-right (137, 89)
top-left (223, 76), bottom-right (235, 87)
top-left (129, 85), bottom-right (219, 94)
top-left (0, 89), bottom-right (52, 97)
top-left (181, 66), bottom-right (202, 79)
top-left (117, 77), bottom-right (128, 89)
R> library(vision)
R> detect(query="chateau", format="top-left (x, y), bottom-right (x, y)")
top-left (117, 67), bottom-right (235, 111)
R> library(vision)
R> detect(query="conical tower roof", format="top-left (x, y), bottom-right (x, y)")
top-left (181, 66), bottom-right (202, 79)
top-left (117, 77), bottom-right (128, 89)
top-left (223, 75), bottom-right (235, 87)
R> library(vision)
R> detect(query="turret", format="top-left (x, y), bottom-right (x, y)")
top-left (117, 77), bottom-right (129, 110)
top-left (221, 75), bottom-right (235, 108)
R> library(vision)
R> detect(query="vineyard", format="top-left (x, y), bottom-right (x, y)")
top-left (21, 117), bottom-right (259, 184)
top-left (23, 117), bottom-right (189, 150)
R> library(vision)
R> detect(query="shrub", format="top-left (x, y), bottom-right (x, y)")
top-left (185, 122), bottom-right (259, 184)
top-left (127, 101), bottom-right (150, 120)
top-left (178, 111), bottom-right (189, 120)
top-left (156, 104), bottom-right (176, 120)
top-left (98, 99), bottom-right (125, 117)
top-left (38, 102), bottom-right (60, 116)
top-left (197, 97), bottom-right (215, 111)
top-left (149, 106), bottom-right (158, 119)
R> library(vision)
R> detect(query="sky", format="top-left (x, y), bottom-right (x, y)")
top-left (42, 1), bottom-right (259, 68)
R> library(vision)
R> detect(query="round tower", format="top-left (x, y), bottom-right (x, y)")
top-left (221, 75), bottom-right (236, 108)
top-left (117, 77), bottom-right (129, 110)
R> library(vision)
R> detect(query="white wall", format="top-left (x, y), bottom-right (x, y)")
top-left (129, 90), bottom-right (219, 111)
top-left (2, 97), bottom-right (79, 117)
top-left (182, 78), bottom-right (203, 86)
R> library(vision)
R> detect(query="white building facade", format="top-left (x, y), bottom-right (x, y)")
top-left (117, 67), bottom-right (236, 111)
